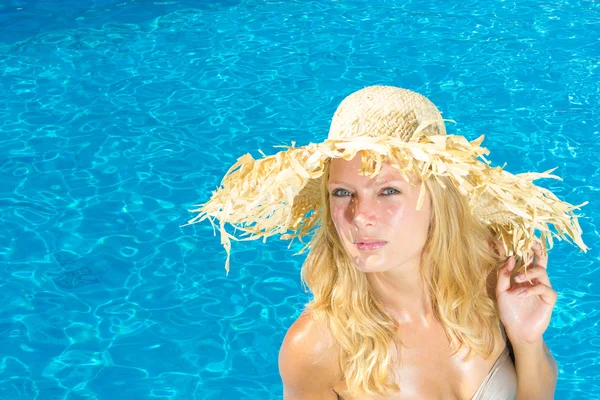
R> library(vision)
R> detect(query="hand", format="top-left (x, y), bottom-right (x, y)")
top-left (496, 241), bottom-right (557, 344)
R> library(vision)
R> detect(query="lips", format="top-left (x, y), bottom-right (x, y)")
top-left (354, 239), bottom-right (387, 251)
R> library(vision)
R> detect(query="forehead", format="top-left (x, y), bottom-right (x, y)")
top-left (328, 154), bottom-right (417, 184)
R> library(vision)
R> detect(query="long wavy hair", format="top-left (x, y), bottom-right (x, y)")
top-left (300, 159), bottom-right (507, 397)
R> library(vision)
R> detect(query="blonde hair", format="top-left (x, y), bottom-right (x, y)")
top-left (300, 159), bottom-right (506, 397)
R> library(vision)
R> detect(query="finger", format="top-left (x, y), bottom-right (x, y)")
top-left (516, 283), bottom-right (557, 306)
top-left (532, 240), bottom-right (548, 269)
top-left (497, 256), bottom-right (515, 294)
top-left (514, 266), bottom-right (552, 288)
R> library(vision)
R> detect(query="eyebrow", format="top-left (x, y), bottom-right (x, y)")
top-left (327, 178), bottom-right (406, 186)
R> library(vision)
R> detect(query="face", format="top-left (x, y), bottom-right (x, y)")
top-left (327, 153), bottom-right (432, 273)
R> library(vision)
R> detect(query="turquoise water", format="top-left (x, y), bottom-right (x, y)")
top-left (0, 0), bottom-right (599, 399)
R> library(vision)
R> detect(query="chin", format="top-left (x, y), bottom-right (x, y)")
top-left (352, 259), bottom-right (390, 273)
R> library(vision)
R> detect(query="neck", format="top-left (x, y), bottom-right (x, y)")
top-left (366, 253), bottom-right (435, 327)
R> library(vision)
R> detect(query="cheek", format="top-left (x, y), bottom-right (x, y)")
top-left (329, 203), bottom-right (345, 230)
top-left (387, 203), bottom-right (429, 235)
top-left (329, 203), bottom-right (343, 223)
top-left (329, 203), bottom-right (354, 240)
top-left (329, 203), bottom-right (341, 225)
top-left (382, 203), bottom-right (406, 226)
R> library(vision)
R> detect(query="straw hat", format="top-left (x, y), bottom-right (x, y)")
top-left (184, 86), bottom-right (589, 274)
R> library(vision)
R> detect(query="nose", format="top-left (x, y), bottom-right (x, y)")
top-left (348, 195), bottom-right (377, 228)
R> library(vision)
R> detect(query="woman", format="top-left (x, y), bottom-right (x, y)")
top-left (185, 86), bottom-right (588, 399)
top-left (280, 154), bottom-right (556, 399)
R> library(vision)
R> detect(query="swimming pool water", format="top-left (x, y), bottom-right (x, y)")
top-left (0, 0), bottom-right (599, 399)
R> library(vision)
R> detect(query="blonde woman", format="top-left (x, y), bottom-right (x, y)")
top-left (186, 86), bottom-right (588, 400)
top-left (280, 153), bottom-right (558, 399)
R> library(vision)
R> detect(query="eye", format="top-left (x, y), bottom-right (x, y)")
top-left (381, 187), bottom-right (401, 196)
top-left (331, 188), bottom-right (352, 197)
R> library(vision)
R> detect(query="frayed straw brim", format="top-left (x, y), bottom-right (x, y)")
top-left (183, 133), bottom-right (589, 275)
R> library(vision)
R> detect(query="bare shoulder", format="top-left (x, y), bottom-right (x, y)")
top-left (278, 310), bottom-right (341, 399)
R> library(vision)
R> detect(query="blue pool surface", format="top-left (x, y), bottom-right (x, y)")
top-left (1, 0), bottom-right (599, 399)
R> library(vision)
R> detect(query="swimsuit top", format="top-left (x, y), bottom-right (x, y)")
top-left (470, 325), bottom-right (517, 400)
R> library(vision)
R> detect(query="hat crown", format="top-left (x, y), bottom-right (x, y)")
top-left (328, 86), bottom-right (446, 141)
